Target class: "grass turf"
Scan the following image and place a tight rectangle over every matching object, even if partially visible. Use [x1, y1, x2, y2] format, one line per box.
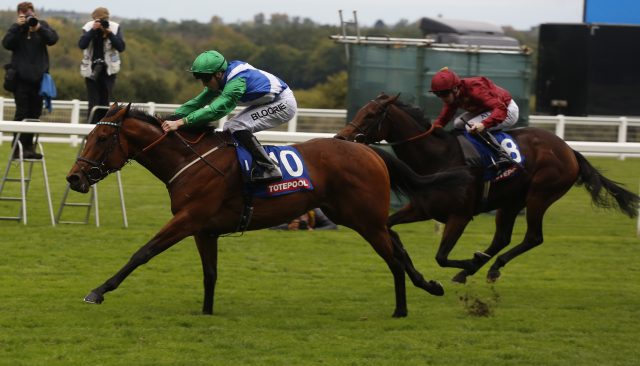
[0, 143, 638, 365]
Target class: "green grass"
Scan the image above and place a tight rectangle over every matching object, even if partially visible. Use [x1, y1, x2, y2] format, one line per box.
[0, 143, 639, 366]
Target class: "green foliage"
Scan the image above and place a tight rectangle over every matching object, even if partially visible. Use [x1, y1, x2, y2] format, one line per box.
[0, 10, 350, 106]
[0, 144, 639, 365]
[0, 9, 540, 109]
[296, 71, 348, 108]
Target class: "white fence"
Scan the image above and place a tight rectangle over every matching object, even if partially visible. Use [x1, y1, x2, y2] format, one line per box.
[1, 99, 638, 234]
[0, 97, 639, 157]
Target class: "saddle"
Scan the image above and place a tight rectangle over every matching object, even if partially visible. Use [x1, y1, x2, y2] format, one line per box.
[456, 131, 524, 182]
[233, 141, 315, 198]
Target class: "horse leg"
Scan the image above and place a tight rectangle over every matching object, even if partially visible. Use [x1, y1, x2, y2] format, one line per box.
[388, 228, 444, 296]
[452, 206, 521, 284]
[324, 204, 412, 317]
[486, 200, 549, 282]
[194, 231, 219, 315]
[342, 223, 407, 317]
[434, 215, 474, 270]
[84, 214, 193, 305]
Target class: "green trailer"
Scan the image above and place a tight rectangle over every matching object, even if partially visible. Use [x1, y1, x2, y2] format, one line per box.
[331, 35, 532, 127]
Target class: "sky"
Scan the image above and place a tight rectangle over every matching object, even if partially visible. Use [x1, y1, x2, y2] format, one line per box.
[0, 0, 585, 30]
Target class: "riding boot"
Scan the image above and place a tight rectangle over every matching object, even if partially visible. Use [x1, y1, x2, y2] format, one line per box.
[233, 130, 282, 183]
[482, 131, 509, 167]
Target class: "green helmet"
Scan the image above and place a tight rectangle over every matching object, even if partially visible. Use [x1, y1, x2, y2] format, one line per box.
[190, 50, 228, 74]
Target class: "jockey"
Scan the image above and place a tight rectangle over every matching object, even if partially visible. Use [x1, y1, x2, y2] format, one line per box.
[162, 50, 297, 183]
[430, 67, 519, 165]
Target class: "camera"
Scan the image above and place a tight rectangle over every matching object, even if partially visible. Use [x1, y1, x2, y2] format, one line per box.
[100, 19, 109, 29]
[26, 14, 38, 27]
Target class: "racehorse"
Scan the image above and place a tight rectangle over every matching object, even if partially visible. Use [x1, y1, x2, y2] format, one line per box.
[335, 93, 639, 283]
[66, 103, 472, 317]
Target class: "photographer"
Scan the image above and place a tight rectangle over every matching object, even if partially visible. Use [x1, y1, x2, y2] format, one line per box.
[78, 7, 125, 123]
[2, 2, 58, 159]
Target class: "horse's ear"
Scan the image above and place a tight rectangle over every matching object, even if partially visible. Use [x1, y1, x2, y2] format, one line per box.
[123, 102, 132, 116]
[390, 93, 401, 103]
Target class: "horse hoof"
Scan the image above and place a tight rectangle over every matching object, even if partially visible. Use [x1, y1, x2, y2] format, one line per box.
[84, 291, 104, 304]
[426, 280, 445, 296]
[452, 271, 468, 284]
[392, 309, 408, 318]
[487, 270, 501, 283]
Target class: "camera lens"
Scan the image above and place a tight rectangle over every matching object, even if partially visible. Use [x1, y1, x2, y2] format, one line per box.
[26, 15, 38, 27]
[100, 19, 109, 28]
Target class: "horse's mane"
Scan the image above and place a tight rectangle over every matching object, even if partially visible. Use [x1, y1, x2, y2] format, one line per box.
[105, 104, 163, 127]
[392, 99, 430, 129]
[382, 95, 449, 139]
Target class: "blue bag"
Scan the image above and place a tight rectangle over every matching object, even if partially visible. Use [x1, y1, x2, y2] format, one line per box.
[39, 73, 57, 112]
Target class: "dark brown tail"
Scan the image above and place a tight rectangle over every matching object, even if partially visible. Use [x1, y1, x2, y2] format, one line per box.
[574, 150, 639, 218]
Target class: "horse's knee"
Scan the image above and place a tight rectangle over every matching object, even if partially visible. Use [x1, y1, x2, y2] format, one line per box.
[435, 255, 448, 267]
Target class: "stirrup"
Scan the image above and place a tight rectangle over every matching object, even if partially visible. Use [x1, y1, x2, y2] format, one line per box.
[250, 165, 282, 183]
[490, 154, 511, 169]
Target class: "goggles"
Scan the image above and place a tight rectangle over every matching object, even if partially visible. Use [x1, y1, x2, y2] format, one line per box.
[432, 89, 453, 98]
[193, 73, 214, 82]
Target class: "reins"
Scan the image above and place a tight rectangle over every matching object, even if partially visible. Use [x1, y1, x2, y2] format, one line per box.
[171, 131, 226, 178]
[138, 117, 226, 180]
[364, 100, 438, 146]
[142, 130, 208, 153]
[379, 123, 438, 146]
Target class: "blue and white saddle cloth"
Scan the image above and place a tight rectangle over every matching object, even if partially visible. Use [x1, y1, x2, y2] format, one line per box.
[457, 131, 524, 182]
[234, 142, 314, 198]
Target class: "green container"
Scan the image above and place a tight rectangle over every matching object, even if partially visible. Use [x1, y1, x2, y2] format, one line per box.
[342, 38, 532, 127]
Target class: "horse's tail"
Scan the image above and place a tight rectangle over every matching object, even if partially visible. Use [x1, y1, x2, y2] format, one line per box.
[370, 146, 473, 198]
[574, 150, 639, 218]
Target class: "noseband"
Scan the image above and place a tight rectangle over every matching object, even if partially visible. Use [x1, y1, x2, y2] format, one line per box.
[76, 121, 125, 184]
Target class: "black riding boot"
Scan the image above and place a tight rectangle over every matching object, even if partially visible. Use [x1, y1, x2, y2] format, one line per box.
[481, 131, 509, 167]
[233, 130, 282, 183]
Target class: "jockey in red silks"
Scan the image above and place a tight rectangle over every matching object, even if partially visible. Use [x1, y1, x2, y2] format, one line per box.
[430, 67, 519, 165]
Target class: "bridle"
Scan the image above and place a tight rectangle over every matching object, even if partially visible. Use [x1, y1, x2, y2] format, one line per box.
[348, 99, 390, 143]
[77, 111, 226, 186]
[347, 98, 438, 146]
[76, 120, 127, 184]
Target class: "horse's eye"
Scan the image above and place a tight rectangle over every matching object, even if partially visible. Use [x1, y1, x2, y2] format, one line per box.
[97, 135, 108, 143]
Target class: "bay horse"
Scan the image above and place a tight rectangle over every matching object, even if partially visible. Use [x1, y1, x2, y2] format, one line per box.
[66, 103, 471, 317]
[335, 93, 639, 284]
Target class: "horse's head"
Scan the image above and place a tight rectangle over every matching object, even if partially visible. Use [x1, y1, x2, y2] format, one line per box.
[334, 93, 399, 144]
[66, 103, 133, 193]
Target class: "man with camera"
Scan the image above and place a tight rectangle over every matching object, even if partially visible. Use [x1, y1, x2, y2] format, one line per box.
[78, 7, 125, 123]
[2, 1, 58, 159]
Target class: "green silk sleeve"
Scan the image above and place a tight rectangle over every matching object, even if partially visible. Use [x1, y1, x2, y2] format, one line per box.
[174, 88, 217, 118]
[182, 77, 247, 127]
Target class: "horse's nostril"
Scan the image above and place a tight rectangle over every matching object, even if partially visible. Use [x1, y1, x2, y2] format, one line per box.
[67, 174, 80, 184]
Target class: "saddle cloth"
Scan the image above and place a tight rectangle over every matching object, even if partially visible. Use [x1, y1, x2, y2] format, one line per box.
[234, 142, 315, 198]
[456, 131, 524, 182]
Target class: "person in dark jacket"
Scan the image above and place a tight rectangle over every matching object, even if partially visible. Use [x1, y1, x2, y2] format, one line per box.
[2, 1, 58, 159]
[78, 7, 125, 123]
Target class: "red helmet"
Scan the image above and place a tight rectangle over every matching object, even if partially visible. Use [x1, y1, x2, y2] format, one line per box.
[430, 67, 461, 92]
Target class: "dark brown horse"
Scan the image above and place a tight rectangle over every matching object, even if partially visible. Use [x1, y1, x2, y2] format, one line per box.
[335, 93, 639, 283]
[66, 103, 471, 317]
